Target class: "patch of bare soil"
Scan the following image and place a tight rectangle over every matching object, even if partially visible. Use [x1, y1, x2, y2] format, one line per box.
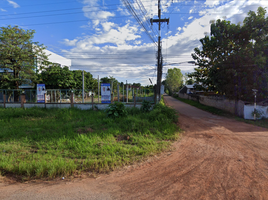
[1, 95, 268, 200]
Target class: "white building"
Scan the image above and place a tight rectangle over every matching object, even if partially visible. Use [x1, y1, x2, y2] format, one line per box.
[0, 49, 71, 88]
[43, 49, 71, 70]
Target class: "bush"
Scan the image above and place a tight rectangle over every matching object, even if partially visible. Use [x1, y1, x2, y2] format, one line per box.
[148, 103, 178, 123]
[140, 100, 152, 112]
[106, 102, 127, 118]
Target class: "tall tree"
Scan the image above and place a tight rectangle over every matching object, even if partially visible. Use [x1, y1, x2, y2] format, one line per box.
[0, 26, 48, 94]
[189, 7, 268, 101]
[165, 68, 183, 95]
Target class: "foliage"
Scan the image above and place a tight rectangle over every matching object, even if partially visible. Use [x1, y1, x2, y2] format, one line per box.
[71, 70, 97, 91]
[165, 68, 183, 95]
[189, 7, 268, 101]
[39, 65, 75, 89]
[0, 25, 48, 96]
[39, 67, 98, 90]
[251, 109, 264, 119]
[140, 100, 152, 112]
[106, 102, 127, 118]
[0, 106, 179, 180]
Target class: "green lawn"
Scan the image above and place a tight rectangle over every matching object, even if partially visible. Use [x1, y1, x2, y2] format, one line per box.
[0, 102, 179, 180]
[175, 96, 268, 129]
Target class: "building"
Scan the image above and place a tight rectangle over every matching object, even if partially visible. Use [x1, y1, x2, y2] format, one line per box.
[0, 49, 71, 89]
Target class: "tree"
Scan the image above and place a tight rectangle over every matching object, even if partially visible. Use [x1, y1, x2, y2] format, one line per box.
[165, 68, 183, 95]
[189, 7, 268, 101]
[0, 25, 48, 100]
[39, 65, 75, 89]
[72, 70, 97, 91]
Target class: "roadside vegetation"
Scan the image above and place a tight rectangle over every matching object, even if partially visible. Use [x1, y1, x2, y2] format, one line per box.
[0, 100, 179, 181]
[175, 96, 268, 129]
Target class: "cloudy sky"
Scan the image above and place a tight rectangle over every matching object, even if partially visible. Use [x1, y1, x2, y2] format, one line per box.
[0, 0, 268, 85]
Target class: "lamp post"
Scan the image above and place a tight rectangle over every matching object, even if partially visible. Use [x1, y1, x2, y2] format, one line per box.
[252, 89, 258, 120]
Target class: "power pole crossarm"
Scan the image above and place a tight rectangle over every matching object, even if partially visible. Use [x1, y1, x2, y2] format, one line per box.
[150, 18, 169, 25]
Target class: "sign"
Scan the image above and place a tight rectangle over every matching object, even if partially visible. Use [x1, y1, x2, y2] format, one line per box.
[37, 84, 46, 103]
[101, 83, 111, 103]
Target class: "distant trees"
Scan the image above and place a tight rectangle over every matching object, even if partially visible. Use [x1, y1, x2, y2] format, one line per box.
[39, 66, 97, 90]
[189, 7, 268, 101]
[165, 68, 183, 95]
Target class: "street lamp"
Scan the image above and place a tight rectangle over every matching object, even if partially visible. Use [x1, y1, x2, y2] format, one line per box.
[252, 89, 258, 120]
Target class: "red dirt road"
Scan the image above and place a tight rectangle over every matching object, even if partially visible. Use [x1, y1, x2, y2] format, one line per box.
[1, 95, 268, 200]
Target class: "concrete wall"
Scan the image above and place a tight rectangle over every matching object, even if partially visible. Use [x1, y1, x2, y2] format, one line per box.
[244, 105, 268, 119]
[199, 95, 245, 117]
[178, 93, 245, 117]
[0, 103, 142, 110]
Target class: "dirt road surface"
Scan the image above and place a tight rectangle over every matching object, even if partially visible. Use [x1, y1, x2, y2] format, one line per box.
[1, 95, 268, 200]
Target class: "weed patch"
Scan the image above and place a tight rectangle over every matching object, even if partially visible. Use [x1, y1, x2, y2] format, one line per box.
[0, 105, 179, 180]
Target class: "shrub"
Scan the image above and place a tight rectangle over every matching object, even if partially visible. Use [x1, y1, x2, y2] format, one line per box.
[106, 102, 127, 118]
[146, 103, 178, 123]
[140, 100, 152, 112]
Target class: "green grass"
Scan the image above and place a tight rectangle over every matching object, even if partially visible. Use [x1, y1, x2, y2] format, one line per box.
[0, 103, 179, 180]
[175, 96, 268, 129]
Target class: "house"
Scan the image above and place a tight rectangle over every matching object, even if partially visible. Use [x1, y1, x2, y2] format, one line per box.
[179, 84, 196, 94]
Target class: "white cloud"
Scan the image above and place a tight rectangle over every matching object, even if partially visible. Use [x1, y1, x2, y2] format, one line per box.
[0, 8, 7, 12]
[7, 0, 19, 8]
[101, 22, 116, 32]
[60, 0, 268, 85]
[62, 39, 78, 46]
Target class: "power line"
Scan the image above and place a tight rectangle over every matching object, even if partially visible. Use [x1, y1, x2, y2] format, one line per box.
[0, 7, 120, 21]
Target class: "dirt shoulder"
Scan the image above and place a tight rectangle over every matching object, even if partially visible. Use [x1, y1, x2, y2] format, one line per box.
[1, 95, 268, 200]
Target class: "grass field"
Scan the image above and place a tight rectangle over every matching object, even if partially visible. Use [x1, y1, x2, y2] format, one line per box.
[175, 96, 268, 129]
[0, 101, 179, 180]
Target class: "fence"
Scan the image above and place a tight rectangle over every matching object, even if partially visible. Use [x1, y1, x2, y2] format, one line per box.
[0, 86, 155, 107]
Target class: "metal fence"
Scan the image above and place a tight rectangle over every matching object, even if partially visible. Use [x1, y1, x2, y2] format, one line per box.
[0, 87, 155, 104]
[0, 89, 37, 103]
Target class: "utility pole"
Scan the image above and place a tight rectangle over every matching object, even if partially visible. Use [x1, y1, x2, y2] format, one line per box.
[150, 0, 169, 102]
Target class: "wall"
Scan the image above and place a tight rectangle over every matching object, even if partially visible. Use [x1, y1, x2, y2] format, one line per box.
[0, 103, 142, 110]
[244, 105, 268, 119]
[43, 49, 72, 69]
[178, 93, 245, 117]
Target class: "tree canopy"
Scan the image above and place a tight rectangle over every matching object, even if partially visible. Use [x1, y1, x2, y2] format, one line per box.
[189, 7, 268, 101]
[165, 68, 183, 95]
[39, 66, 97, 90]
[0, 25, 48, 90]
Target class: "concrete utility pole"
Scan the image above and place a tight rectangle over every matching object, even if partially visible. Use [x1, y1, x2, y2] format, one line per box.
[150, 0, 169, 102]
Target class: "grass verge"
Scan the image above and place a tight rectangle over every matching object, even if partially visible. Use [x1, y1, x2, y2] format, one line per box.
[174, 96, 268, 129]
[0, 103, 179, 181]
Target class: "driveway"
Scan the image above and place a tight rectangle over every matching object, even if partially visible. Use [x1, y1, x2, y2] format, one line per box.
[1, 95, 268, 200]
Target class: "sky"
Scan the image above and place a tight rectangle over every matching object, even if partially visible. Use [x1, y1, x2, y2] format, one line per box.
[0, 0, 268, 86]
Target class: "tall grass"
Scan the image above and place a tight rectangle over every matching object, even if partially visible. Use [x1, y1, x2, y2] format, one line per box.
[0, 104, 179, 180]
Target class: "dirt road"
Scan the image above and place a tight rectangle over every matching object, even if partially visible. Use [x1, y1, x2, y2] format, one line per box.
[1, 95, 268, 200]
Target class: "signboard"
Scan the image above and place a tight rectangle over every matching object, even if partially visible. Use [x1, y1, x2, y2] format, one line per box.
[101, 83, 111, 103]
[37, 84, 46, 103]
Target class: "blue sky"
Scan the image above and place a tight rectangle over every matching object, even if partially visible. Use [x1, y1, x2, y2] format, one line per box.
[1, 0, 268, 85]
